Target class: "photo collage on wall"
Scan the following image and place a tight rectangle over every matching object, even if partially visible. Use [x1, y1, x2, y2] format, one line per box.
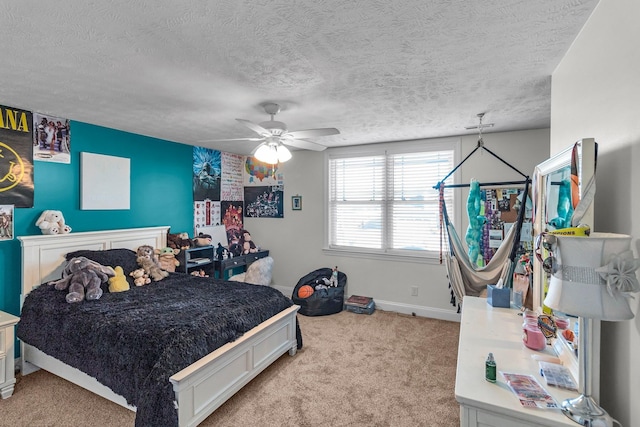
[478, 187, 532, 266]
[192, 147, 286, 249]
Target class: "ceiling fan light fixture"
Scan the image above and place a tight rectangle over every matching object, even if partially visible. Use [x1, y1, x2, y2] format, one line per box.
[276, 144, 292, 162]
[254, 141, 291, 164]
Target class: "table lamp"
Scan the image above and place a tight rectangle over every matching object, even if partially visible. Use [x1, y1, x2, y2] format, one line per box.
[542, 232, 640, 426]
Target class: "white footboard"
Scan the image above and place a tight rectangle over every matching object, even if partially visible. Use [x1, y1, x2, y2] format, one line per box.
[170, 305, 299, 427]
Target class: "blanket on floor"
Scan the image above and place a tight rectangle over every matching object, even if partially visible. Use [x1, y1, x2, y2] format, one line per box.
[17, 274, 301, 427]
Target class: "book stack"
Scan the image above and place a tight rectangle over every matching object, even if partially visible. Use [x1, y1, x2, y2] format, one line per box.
[344, 295, 375, 315]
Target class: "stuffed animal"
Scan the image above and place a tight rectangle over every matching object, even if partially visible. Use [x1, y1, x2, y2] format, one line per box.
[130, 268, 151, 286]
[35, 209, 72, 235]
[190, 269, 209, 277]
[155, 247, 180, 272]
[136, 245, 169, 281]
[167, 231, 192, 250]
[239, 229, 258, 255]
[108, 266, 130, 292]
[193, 232, 212, 247]
[50, 256, 115, 303]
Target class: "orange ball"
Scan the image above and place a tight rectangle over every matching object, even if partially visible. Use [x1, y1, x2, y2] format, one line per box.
[297, 285, 314, 299]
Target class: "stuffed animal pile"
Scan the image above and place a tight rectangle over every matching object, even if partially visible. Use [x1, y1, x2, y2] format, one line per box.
[167, 231, 192, 251]
[50, 256, 115, 303]
[136, 245, 169, 281]
[35, 210, 72, 235]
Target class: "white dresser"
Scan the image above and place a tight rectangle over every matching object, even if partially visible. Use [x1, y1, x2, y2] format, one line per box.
[455, 297, 578, 427]
[0, 310, 20, 399]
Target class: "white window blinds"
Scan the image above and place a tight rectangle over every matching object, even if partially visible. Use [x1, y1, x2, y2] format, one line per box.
[328, 143, 456, 257]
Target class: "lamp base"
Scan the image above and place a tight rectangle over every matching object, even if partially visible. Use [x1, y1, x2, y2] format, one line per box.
[561, 394, 615, 427]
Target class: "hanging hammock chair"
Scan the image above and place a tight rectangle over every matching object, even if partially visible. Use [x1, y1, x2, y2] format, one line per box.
[434, 120, 531, 308]
[440, 190, 526, 304]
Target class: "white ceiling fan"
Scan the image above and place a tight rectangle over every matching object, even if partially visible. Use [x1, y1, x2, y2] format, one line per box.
[214, 103, 340, 163]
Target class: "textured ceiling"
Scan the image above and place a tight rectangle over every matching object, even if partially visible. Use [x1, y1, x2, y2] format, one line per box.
[0, 0, 598, 155]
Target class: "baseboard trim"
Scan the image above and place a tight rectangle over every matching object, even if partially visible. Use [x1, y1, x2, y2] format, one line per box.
[272, 285, 461, 323]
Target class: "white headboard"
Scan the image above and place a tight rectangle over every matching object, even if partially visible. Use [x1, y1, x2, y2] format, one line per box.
[18, 226, 169, 302]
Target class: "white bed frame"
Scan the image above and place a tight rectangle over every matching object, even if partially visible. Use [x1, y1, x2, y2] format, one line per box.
[18, 226, 299, 427]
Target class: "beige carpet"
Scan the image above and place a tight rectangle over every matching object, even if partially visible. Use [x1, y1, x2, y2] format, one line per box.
[0, 310, 460, 427]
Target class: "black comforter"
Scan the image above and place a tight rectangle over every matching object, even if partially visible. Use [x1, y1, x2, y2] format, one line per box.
[17, 273, 301, 427]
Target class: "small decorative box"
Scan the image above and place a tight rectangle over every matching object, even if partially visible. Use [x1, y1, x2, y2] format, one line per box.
[487, 285, 510, 308]
[344, 295, 375, 315]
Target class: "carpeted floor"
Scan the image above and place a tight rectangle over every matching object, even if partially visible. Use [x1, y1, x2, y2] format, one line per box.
[0, 309, 460, 427]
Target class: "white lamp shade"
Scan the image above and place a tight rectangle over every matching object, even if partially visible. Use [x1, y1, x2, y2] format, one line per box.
[276, 144, 292, 161]
[544, 233, 640, 321]
[254, 142, 292, 164]
[254, 143, 279, 164]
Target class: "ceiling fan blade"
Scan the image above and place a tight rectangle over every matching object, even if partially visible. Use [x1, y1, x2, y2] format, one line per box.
[285, 128, 340, 139]
[281, 138, 327, 152]
[236, 118, 271, 137]
[198, 137, 265, 143]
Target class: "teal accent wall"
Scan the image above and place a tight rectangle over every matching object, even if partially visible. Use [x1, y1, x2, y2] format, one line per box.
[0, 121, 194, 317]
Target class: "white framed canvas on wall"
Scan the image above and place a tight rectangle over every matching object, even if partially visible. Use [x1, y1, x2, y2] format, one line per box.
[80, 152, 130, 210]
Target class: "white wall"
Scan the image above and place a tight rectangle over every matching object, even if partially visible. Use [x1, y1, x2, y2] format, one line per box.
[246, 128, 548, 321]
[551, 0, 640, 424]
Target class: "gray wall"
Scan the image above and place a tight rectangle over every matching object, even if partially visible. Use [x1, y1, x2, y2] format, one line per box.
[246, 128, 549, 320]
[551, 0, 640, 424]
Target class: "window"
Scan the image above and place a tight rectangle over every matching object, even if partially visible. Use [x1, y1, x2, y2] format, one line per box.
[326, 138, 458, 259]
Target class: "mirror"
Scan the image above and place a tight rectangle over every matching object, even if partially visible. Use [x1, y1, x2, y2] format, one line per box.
[532, 138, 598, 397]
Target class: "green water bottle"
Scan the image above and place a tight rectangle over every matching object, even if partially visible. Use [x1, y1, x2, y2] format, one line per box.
[485, 352, 496, 383]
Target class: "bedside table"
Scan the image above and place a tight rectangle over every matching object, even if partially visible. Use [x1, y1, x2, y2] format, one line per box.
[0, 311, 20, 399]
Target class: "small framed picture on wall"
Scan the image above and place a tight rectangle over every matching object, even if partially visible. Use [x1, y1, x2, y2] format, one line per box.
[0, 205, 14, 240]
[292, 195, 302, 211]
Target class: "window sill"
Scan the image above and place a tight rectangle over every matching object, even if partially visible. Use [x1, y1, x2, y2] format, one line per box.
[322, 247, 443, 265]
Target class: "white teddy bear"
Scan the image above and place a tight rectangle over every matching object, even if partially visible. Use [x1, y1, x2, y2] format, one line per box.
[35, 210, 72, 235]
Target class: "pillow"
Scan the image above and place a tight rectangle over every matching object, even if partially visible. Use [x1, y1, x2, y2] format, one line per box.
[65, 248, 139, 288]
[244, 256, 274, 286]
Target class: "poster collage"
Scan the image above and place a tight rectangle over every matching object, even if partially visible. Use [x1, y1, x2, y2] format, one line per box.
[477, 187, 533, 266]
[192, 146, 286, 246]
[1, 104, 72, 240]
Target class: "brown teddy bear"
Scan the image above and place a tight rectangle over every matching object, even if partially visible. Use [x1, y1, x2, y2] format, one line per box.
[167, 231, 192, 251]
[136, 245, 169, 281]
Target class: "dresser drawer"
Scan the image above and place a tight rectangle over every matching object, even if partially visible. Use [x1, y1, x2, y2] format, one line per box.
[245, 251, 268, 263]
[220, 257, 246, 270]
[0, 329, 5, 355]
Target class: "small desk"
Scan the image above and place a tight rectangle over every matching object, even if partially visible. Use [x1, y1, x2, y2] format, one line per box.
[213, 250, 269, 280]
[455, 297, 578, 427]
[0, 311, 20, 399]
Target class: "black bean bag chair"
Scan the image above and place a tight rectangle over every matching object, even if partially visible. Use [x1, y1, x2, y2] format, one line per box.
[292, 268, 347, 316]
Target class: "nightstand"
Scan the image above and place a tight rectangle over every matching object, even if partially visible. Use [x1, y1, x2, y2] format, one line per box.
[0, 311, 20, 399]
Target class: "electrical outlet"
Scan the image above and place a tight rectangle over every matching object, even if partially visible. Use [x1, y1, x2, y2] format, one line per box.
[411, 286, 418, 296]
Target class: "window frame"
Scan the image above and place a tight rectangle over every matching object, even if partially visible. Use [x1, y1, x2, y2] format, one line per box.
[323, 137, 461, 263]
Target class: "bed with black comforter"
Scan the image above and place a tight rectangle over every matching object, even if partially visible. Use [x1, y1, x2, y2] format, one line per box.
[18, 272, 301, 427]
